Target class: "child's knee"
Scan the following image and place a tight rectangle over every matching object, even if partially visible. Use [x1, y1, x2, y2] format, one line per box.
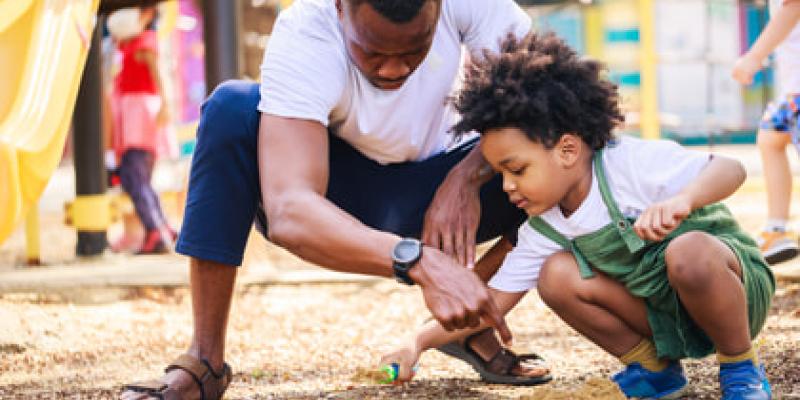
[537, 252, 581, 306]
[757, 129, 791, 151]
[665, 231, 718, 289]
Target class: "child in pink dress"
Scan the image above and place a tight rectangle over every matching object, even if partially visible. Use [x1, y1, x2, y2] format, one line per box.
[110, 5, 177, 254]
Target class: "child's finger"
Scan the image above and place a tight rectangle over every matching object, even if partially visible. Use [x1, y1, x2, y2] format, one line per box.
[660, 206, 677, 229]
[636, 209, 659, 241]
[649, 209, 672, 240]
[634, 210, 650, 239]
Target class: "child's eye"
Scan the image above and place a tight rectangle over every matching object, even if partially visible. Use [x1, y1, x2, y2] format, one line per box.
[510, 166, 526, 176]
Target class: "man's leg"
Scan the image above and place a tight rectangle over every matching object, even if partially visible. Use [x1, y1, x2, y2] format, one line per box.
[123, 81, 263, 400]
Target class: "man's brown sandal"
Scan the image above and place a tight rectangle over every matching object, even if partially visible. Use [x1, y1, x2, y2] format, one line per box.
[123, 354, 232, 400]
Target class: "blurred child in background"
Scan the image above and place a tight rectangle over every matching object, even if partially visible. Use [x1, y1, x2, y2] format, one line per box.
[107, 5, 177, 254]
[733, 0, 800, 264]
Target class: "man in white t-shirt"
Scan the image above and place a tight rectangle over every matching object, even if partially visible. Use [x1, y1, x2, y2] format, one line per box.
[733, 0, 800, 264]
[122, 1, 545, 398]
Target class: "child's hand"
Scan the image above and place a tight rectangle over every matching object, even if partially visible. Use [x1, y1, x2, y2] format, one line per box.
[634, 194, 692, 242]
[379, 343, 421, 383]
[732, 55, 762, 85]
[156, 104, 170, 127]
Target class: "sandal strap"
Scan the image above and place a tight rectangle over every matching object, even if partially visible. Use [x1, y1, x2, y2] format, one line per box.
[124, 379, 168, 395]
[163, 354, 233, 400]
[165, 354, 233, 400]
[123, 355, 232, 400]
[486, 348, 518, 376]
[123, 379, 178, 400]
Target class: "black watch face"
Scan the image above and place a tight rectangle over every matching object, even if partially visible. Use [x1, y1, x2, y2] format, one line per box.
[394, 239, 421, 265]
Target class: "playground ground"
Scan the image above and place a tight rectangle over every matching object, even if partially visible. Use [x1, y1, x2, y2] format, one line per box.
[1, 144, 799, 399]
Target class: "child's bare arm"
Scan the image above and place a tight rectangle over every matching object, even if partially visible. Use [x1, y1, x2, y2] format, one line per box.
[733, 1, 800, 84]
[138, 48, 169, 125]
[635, 155, 745, 241]
[380, 289, 527, 382]
[679, 154, 746, 210]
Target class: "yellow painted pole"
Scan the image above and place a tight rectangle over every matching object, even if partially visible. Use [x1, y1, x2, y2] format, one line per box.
[584, 4, 604, 60]
[25, 206, 41, 266]
[638, 0, 660, 139]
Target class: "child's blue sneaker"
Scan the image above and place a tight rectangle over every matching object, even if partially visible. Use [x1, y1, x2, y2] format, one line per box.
[612, 361, 689, 399]
[719, 360, 771, 400]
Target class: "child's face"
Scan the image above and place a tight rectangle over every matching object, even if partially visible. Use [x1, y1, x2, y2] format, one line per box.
[139, 7, 156, 30]
[481, 127, 580, 216]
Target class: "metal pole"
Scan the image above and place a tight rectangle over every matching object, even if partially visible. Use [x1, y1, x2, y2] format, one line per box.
[25, 206, 41, 266]
[73, 15, 109, 256]
[202, 0, 242, 93]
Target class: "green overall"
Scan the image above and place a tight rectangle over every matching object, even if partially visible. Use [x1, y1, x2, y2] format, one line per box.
[528, 151, 776, 359]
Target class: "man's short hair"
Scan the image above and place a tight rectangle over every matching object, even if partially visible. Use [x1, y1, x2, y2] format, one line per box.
[347, 0, 435, 24]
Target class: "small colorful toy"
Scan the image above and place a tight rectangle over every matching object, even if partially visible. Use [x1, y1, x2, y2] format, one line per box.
[377, 363, 400, 384]
[376, 363, 420, 384]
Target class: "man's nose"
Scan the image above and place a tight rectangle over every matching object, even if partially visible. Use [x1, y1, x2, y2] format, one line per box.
[377, 57, 411, 81]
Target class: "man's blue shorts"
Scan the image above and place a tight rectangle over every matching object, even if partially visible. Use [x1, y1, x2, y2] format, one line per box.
[175, 81, 526, 266]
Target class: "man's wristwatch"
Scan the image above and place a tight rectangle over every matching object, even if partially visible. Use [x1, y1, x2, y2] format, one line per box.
[392, 238, 423, 285]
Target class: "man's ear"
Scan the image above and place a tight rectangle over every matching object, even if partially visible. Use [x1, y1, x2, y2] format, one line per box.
[555, 133, 582, 168]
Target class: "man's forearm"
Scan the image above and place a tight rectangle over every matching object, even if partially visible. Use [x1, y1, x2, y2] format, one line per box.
[266, 189, 401, 277]
[450, 143, 495, 189]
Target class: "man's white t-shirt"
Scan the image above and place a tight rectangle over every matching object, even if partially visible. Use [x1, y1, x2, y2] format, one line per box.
[258, 0, 531, 164]
[488, 136, 712, 293]
[770, 0, 800, 96]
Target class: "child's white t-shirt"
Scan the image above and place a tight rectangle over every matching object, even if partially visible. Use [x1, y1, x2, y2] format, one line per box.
[770, 0, 800, 96]
[258, 0, 531, 165]
[488, 136, 712, 293]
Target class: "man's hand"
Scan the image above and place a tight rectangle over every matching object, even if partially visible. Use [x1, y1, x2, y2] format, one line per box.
[409, 247, 513, 345]
[422, 169, 482, 267]
[732, 55, 762, 86]
[633, 194, 692, 242]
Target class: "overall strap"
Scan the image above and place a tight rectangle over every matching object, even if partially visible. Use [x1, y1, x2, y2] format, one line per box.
[594, 150, 646, 253]
[527, 217, 594, 279]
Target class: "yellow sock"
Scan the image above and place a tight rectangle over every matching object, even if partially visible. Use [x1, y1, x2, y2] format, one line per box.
[718, 347, 759, 367]
[620, 339, 669, 372]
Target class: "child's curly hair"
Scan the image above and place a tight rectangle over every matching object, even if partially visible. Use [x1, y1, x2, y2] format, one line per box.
[451, 32, 624, 150]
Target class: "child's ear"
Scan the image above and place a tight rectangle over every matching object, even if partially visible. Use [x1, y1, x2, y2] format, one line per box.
[555, 133, 582, 168]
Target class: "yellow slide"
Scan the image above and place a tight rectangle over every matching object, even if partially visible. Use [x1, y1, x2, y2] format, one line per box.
[0, 0, 99, 244]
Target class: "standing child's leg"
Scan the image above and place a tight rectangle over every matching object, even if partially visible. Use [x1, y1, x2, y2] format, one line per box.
[119, 149, 168, 254]
[664, 231, 770, 399]
[757, 128, 798, 264]
[537, 252, 688, 399]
